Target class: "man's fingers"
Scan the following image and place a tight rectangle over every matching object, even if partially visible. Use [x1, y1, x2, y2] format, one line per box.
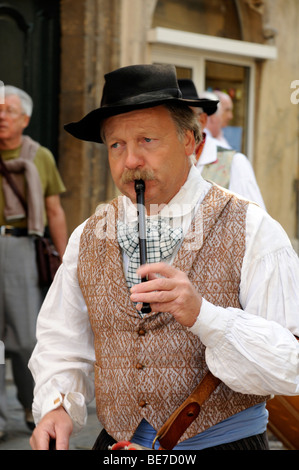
[131, 286, 174, 304]
[30, 426, 56, 450]
[136, 262, 178, 280]
[29, 407, 73, 450]
[130, 261, 202, 327]
[55, 430, 70, 450]
[131, 262, 180, 294]
[132, 276, 174, 294]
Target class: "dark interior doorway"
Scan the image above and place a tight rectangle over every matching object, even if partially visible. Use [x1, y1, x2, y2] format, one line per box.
[0, 0, 60, 158]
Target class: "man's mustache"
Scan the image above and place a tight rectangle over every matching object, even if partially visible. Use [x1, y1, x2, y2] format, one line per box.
[121, 169, 155, 184]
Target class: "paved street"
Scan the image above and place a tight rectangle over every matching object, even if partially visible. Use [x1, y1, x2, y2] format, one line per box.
[0, 367, 101, 450]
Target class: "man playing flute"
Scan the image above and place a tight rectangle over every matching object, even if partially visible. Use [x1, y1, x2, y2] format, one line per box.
[29, 64, 299, 450]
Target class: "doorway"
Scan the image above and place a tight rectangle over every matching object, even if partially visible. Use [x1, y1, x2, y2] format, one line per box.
[0, 1, 60, 158]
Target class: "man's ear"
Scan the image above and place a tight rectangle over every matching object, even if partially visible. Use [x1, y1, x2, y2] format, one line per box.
[198, 112, 208, 129]
[184, 129, 196, 156]
[21, 114, 30, 131]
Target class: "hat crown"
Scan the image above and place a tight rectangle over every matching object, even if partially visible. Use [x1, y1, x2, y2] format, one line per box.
[101, 64, 182, 107]
[178, 79, 199, 101]
[64, 63, 218, 143]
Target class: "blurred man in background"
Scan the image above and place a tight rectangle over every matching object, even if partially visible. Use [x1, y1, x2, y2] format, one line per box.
[0, 86, 67, 441]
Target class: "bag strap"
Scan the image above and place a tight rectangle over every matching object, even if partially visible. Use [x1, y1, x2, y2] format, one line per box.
[0, 154, 28, 212]
[153, 371, 221, 450]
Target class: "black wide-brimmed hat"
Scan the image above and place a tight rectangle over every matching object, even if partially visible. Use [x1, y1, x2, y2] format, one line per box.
[64, 64, 218, 143]
[178, 79, 218, 116]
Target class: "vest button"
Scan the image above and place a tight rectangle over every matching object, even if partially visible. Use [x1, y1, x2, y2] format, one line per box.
[138, 328, 146, 336]
[136, 363, 144, 370]
[139, 400, 147, 408]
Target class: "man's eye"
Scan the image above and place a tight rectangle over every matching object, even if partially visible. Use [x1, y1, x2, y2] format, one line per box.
[111, 142, 119, 149]
[144, 137, 152, 143]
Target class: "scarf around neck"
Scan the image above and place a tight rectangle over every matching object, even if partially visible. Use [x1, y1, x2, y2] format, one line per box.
[0, 135, 44, 236]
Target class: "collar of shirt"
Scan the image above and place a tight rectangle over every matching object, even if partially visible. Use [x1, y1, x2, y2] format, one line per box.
[196, 134, 218, 171]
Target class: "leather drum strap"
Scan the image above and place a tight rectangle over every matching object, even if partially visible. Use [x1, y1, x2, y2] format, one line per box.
[153, 371, 221, 450]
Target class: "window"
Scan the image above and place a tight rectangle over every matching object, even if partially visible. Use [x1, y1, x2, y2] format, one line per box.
[205, 60, 250, 154]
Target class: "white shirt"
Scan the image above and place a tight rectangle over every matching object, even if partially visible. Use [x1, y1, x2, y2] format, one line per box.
[205, 128, 232, 149]
[197, 134, 266, 210]
[28, 166, 299, 433]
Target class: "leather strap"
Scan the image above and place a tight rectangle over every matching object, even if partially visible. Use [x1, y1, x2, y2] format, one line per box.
[153, 371, 221, 450]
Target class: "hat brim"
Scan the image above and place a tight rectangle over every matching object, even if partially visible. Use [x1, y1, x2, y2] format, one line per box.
[64, 97, 218, 143]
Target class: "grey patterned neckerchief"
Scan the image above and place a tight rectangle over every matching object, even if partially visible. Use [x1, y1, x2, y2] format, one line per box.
[117, 217, 183, 289]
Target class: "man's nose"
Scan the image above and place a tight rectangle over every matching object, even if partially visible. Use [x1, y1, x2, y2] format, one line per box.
[125, 143, 144, 168]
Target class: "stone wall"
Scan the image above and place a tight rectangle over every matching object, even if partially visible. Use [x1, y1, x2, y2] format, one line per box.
[254, 0, 299, 245]
[59, 0, 121, 233]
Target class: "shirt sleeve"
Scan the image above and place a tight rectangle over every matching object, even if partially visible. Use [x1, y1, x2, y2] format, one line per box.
[229, 153, 266, 210]
[28, 221, 95, 433]
[189, 204, 299, 396]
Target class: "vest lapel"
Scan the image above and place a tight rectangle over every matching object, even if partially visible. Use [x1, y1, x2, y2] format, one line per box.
[173, 184, 233, 276]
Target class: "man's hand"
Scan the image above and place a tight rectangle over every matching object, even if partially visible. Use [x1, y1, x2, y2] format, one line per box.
[30, 407, 73, 450]
[130, 262, 202, 327]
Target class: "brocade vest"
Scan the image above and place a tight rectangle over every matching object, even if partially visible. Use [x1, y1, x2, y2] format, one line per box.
[77, 184, 267, 443]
